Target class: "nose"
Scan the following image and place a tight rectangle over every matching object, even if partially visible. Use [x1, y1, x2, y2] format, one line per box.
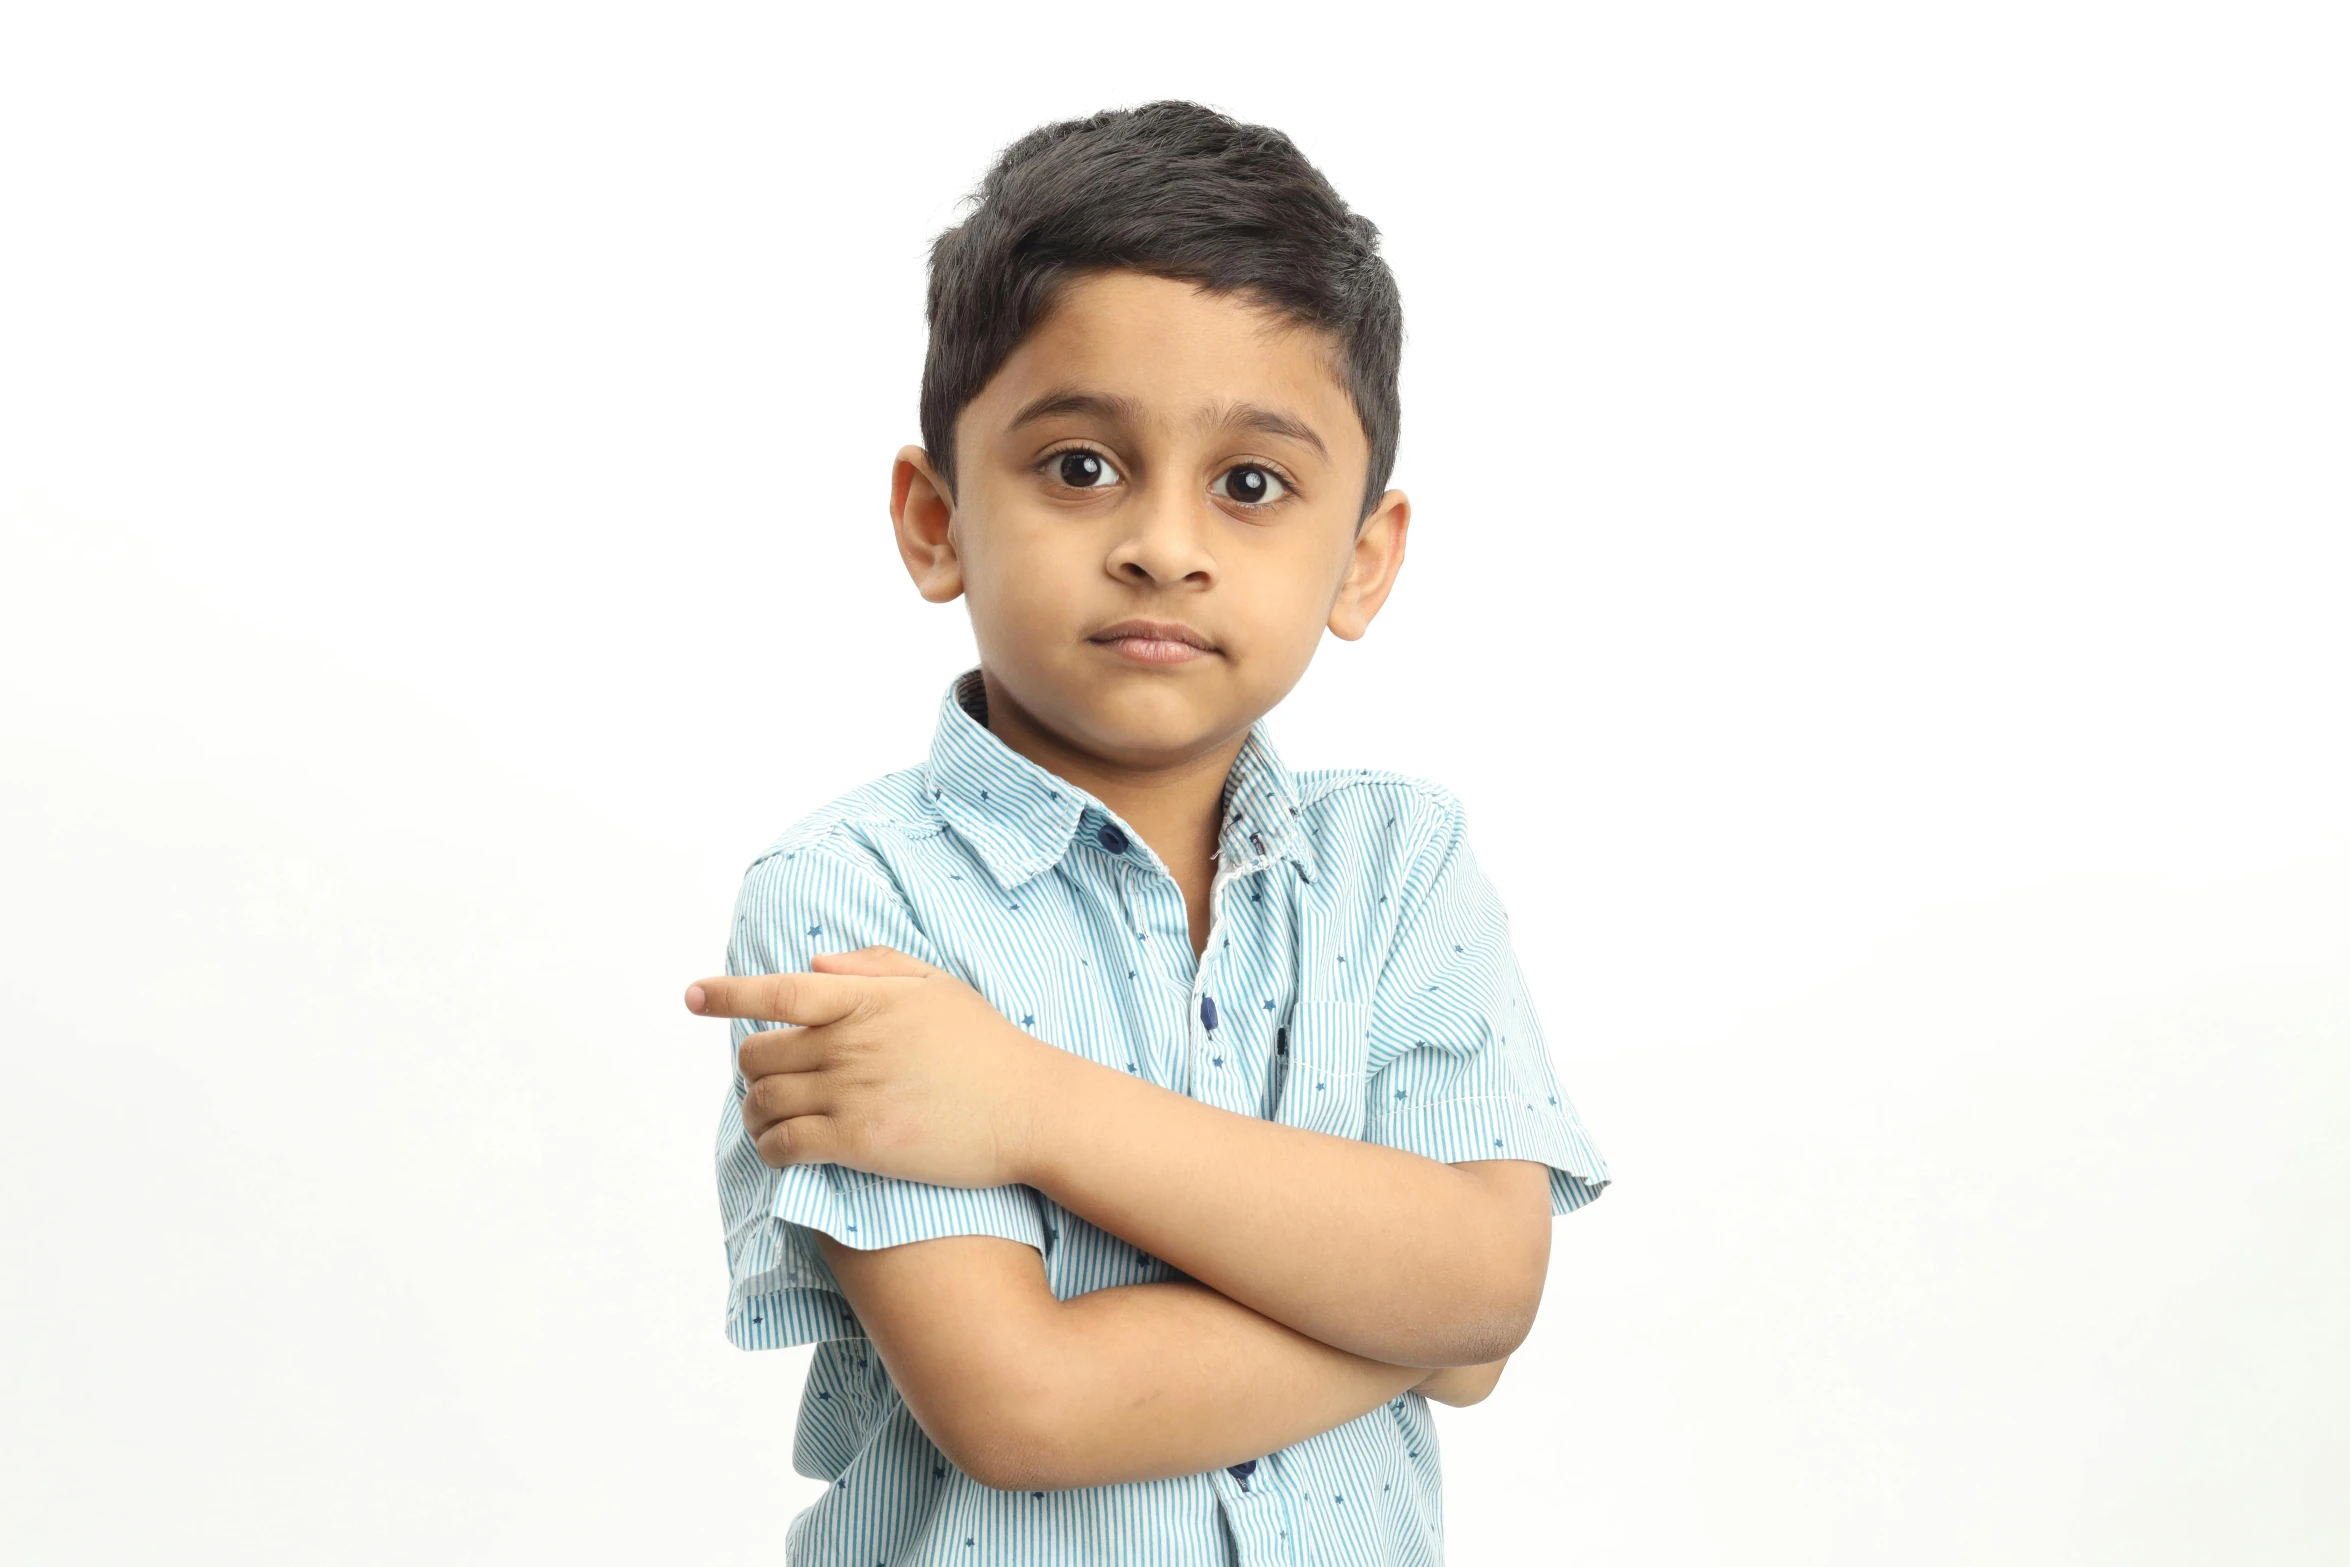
[1103, 483, 1217, 589]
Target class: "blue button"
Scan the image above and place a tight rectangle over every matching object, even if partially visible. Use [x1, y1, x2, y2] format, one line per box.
[1201, 995, 1218, 1031]
[1097, 824, 1129, 854]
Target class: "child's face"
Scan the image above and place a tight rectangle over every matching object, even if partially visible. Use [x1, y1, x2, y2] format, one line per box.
[892, 269, 1408, 768]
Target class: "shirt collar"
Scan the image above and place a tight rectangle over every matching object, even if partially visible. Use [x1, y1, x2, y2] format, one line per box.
[922, 667, 1319, 893]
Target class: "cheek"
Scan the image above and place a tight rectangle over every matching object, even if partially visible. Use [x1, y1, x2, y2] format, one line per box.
[962, 523, 1086, 632]
[1227, 565, 1339, 668]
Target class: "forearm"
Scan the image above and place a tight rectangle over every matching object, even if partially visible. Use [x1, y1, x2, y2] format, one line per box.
[1009, 1278, 1430, 1489]
[811, 1230, 1503, 1494]
[1017, 1050, 1547, 1366]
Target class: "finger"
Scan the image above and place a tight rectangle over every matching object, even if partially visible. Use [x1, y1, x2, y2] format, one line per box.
[686, 970, 871, 1025]
[742, 1069, 828, 1137]
[754, 1113, 844, 1169]
[738, 1024, 825, 1080]
[809, 945, 945, 980]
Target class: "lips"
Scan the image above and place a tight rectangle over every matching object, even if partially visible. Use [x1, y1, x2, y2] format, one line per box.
[1088, 618, 1218, 665]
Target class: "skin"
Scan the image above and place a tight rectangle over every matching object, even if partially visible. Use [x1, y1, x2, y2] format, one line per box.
[899, 268, 1407, 955]
[686, 272, 1542, 1490]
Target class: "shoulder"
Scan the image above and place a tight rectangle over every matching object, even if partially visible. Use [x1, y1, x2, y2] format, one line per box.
[727, 767, 961, 964]
[1289, 767, 1479, 902]
[1292, 766, 1467, 855]
[737, 765, 944, 895]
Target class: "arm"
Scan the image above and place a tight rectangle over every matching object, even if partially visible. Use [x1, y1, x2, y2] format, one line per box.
[706, 958, 1553, 1369]
[1410, 1356, 1508, 1407]
[998, 791, 1592, 1368]
[700, 801, 1597, 1371]
[1016, 1062, 1554, 1368]
[813, 1229, 1445, 1492]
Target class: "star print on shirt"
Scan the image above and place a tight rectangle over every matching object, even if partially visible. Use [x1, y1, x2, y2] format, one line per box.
[715, 667, 1614, 1562]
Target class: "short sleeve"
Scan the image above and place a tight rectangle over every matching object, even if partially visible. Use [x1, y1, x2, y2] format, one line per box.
[1362, 791, 1612, 1217]
[716, 836, 1048, 1350]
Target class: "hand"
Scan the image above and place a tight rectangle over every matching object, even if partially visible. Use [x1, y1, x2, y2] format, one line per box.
[685, 947, 1062, 1190]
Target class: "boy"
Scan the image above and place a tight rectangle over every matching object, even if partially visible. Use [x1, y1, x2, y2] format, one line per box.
[684, 101, 1610, 1564]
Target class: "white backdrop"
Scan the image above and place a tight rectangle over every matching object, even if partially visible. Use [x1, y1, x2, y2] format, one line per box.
[4, 4, 2345, 1562]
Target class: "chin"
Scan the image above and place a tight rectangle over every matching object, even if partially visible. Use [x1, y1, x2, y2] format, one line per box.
[1064, 680, 1228, 753]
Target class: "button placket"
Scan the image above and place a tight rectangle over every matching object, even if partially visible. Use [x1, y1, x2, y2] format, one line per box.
[1186, 840, 1256, 1102]
[1112, 843, 1192, 1090]
[1101, 852, 1157, 1083]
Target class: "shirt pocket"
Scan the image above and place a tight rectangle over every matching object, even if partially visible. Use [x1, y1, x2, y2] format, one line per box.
[1274, 1000, 1371, 1139]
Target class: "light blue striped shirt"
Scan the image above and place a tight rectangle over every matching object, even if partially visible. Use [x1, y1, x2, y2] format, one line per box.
[717, 668, 1611, 1565]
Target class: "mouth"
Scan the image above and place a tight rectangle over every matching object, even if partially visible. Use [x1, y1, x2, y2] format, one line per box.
[1087, 618, 1219, 665]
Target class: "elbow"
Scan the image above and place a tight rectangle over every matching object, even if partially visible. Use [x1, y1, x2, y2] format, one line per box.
[1436, 1231, 1547, 1366]
[1489, 1295, 1540, 1362]
[939, 1427, 1083, 1496]
[938, 1433, 1052, 1495]
[1387, 1297, 1532, 1371]
[1390, 1274, 1539, 1369]
[919, 1360, 1075, 1494]
[1442, 1176, 1550, 1365]
[1445, 1291, 1537, 1368]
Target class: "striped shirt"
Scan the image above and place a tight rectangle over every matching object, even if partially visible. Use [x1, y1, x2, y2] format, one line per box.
[716, 667, 1611, 1565]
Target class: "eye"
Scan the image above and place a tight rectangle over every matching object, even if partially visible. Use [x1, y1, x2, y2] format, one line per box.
[1211, 464, 1289, 506]
[1048, 449, 1122, 490]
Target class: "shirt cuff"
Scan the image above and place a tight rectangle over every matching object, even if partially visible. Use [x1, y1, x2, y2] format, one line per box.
[776, 1166, 1049, 1253]
[724, 1168, 1048, 1351]
[1365, 1093, 1613, 1216]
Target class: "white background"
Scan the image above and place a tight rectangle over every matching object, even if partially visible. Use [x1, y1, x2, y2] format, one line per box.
[3, 3, 2344, 1562]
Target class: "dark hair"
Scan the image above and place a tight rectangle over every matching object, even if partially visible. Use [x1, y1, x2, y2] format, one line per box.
[920, 100, 1403, 519]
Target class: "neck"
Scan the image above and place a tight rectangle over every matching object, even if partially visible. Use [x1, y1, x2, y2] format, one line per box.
[976, 667, 1246, 876]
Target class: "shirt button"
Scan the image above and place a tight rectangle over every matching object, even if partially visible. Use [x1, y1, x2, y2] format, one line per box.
[1097, 824, 1130, 854]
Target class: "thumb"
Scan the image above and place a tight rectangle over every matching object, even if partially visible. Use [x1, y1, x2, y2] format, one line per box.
[810, 944, 946, 980]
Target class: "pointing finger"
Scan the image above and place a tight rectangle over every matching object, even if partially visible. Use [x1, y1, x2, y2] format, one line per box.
[686, 970, 871, 1026]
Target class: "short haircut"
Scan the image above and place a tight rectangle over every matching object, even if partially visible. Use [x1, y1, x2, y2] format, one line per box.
[920, 100, 1404, 520]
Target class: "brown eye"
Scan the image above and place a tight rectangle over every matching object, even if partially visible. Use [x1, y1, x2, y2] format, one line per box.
[1053, 451, 1120, 488]
[1212, 464, 1287, 505]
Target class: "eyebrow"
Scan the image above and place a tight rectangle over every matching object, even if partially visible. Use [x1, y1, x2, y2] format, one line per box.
[1007, 389, 1148, 432]
[1212, 400, 1329, 462]
[1006, 388, 1330, 463]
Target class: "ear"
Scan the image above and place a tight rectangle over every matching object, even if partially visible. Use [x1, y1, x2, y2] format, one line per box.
[1327, 489, 1410, 640]
[892, 445, 965, 603]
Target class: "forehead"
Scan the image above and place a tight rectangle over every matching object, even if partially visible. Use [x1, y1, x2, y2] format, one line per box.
[971, 271, 1361, 451]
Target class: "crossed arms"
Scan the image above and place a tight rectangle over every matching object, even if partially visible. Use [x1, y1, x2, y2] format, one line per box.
[693, 945, 1553, 1492]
